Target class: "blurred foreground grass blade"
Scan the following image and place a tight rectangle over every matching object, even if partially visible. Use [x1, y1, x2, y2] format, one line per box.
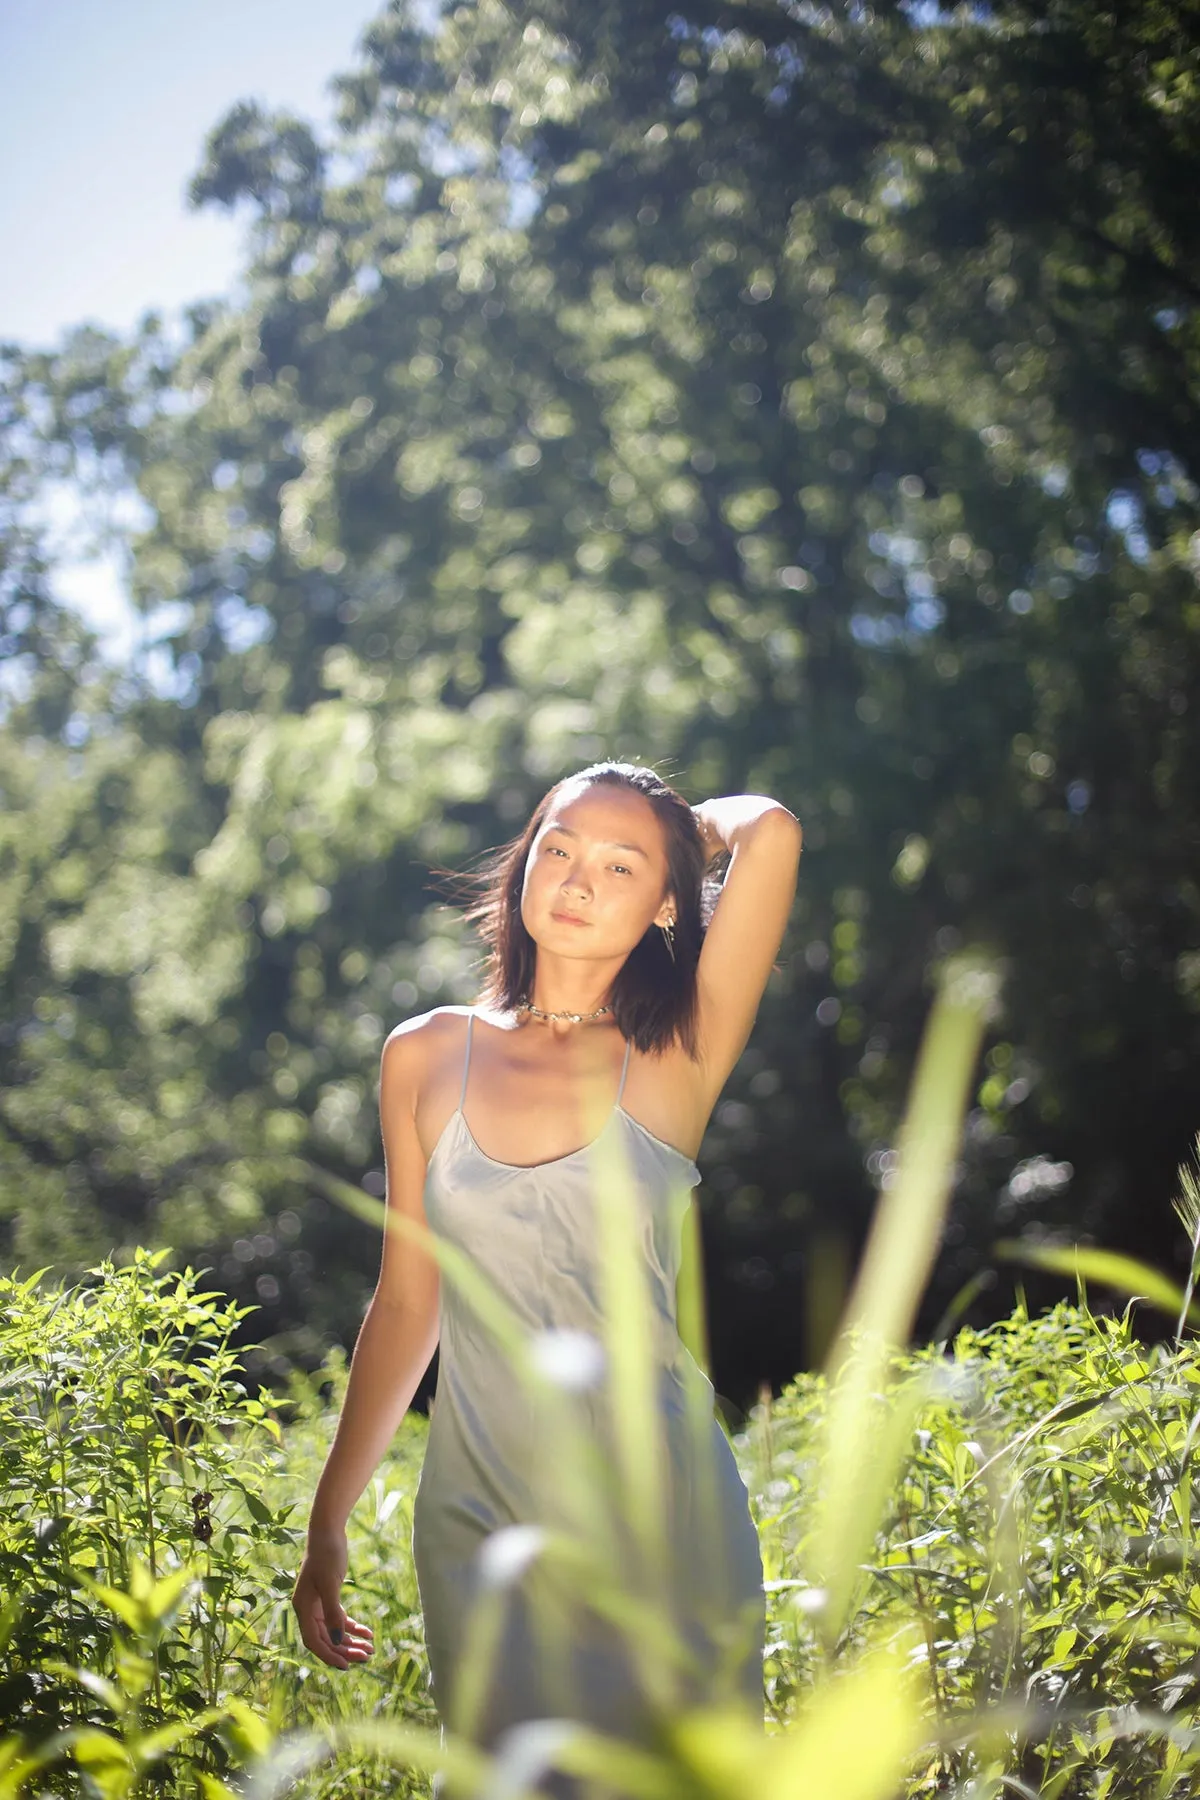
[546, 1725, 686, 1800]
[440, 1527, 690, 1750]
[811, 1364, 937, 1642]
[764, 1628, 929, 1800]
[812, 950, 1001, 1650]
[312, 1161, 693, 1740]
[675, 1185, 711, 1378]
[323, 1708, 698, 1800]
[668, 1629, 928, 1799]
[831, 952, 1003, 1359]
[0, 1740, 58, 1800]
[240, 1720, 491, 1800]
[993, 1239, 1199, 1326]
[585, 1124, 719, 1719]
[673, 1178, 732, 1671]
[309, 1165, 531, 1362]
[591, 1125, 669, 1595]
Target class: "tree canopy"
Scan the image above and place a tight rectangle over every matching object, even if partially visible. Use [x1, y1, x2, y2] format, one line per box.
[2, 0, 1198, 1397]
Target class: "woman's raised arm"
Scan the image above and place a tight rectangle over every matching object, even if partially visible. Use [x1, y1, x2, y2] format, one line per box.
[690, 795, 802, 1098]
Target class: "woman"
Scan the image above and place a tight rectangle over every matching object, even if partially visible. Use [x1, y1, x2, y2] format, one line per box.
[292, 761, 802, 1785]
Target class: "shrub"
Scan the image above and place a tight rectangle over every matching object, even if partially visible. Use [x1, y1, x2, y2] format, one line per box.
[753, 1295, 1200, 1796]
[0, 1250, 435, 1799]
[12, 1217, 1200, 1792]
[0, 1249, 294, 1792]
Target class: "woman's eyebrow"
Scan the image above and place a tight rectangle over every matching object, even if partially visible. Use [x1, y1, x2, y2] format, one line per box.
[545, 824, 649, 859]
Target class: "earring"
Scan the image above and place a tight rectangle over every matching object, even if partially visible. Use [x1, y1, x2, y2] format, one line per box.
[660, 917, 676, 962]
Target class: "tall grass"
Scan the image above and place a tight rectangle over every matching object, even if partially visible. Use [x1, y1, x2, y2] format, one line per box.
[308, 950, 1000, 1797]
[754, 1283, 1200, 1797]
[6, 970, 1200, 1796]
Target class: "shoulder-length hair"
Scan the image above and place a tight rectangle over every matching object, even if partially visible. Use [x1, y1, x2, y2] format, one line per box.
[456, 761, 720, 1059]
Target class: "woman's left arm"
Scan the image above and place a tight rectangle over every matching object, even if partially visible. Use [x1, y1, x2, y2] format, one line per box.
[690, 794, 803, 1096]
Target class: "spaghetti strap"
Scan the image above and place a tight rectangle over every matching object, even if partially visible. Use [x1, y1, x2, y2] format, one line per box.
[458, 1011, 475, 1112]
[616, 1035, 632, 1106]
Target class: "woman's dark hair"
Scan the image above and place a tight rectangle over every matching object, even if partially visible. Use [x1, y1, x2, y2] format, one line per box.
[456, 762, 721, 1059]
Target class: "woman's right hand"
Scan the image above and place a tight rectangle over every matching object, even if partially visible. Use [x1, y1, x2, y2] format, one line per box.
[291, 1524, 375, 1670]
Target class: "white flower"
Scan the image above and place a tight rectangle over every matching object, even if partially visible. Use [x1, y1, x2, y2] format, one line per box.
[792, 1586, 828, 1614]
[529, 1328, 606, 1392]
[477, 1524, 547, 1591]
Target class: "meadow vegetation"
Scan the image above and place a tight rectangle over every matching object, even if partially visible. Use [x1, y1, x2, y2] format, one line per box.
[9, 1256, 1200, 1797]
[6, 1056, 1200, 1798]
[3, 0, 1199, 1392]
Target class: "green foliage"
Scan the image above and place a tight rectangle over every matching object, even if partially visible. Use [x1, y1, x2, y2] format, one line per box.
[2, 0, 1200, 1387]
[12, 1267, 1200, 1794]
[0, 1250, 434, 1798]
[754, 1297, 1200, 1795]
[0, 977, 1193, 1799]
[0, 1251, 289, 1791]
[0, 1559, 273, 1800]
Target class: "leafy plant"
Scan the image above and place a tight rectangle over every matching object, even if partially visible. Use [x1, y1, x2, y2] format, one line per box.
[755, 1294, 1200, 1794]
[6, 984, 1200, 1797]
[0, 1249, 288, 1790]
[0, 1249, 438, 1798]
[4, 0, 1200, 1392]
[1, 1559, 273, 1800]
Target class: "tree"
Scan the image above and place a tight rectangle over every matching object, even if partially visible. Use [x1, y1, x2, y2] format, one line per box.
[2, 0, 1197, 1397]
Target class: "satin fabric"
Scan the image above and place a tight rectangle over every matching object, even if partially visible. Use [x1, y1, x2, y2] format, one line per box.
[410, 1012, 764, 1792]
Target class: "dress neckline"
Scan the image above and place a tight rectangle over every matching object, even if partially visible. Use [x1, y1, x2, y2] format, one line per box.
[430, 1009, 700, 1177]
[429, 1102, 699, 1176]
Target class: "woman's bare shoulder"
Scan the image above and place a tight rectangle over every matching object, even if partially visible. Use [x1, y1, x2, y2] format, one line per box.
[382, 1004, 473, 1082]
[384, 1003, 473, 1048]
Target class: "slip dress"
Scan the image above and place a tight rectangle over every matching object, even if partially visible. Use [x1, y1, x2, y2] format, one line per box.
[410, 1011, 765, 1795]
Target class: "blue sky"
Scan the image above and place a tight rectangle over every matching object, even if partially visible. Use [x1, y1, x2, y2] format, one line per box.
[1, 0, 384, 660]
[1, 0, 384, 347]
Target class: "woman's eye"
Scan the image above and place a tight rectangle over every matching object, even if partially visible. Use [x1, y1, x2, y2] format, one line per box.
[611, 865, 631, 876]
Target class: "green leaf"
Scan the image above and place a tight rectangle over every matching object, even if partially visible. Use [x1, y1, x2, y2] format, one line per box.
[994, 1242, 1196, 1323]
[63, 1727, 131, 1769]
[239, 1487, 274, 1527]
[40, 1659, 124, 1715]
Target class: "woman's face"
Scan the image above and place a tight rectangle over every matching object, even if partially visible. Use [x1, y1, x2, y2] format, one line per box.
[520, 782, 675, 962]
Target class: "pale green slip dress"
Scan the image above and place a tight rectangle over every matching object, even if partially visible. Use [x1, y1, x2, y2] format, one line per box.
[411, 1010, 764, 1792]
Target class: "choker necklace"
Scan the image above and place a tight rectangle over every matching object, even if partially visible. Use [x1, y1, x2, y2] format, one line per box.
[517, 1000, 612, 1025]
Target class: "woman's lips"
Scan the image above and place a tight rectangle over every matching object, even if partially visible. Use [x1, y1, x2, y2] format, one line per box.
[551, 911, 588, 926]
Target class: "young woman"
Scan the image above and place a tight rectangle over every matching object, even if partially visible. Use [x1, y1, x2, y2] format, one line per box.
[291, 761, 802, 1779]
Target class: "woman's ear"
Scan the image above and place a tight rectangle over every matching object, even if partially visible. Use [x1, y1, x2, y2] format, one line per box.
[653, 894, 677, 929]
